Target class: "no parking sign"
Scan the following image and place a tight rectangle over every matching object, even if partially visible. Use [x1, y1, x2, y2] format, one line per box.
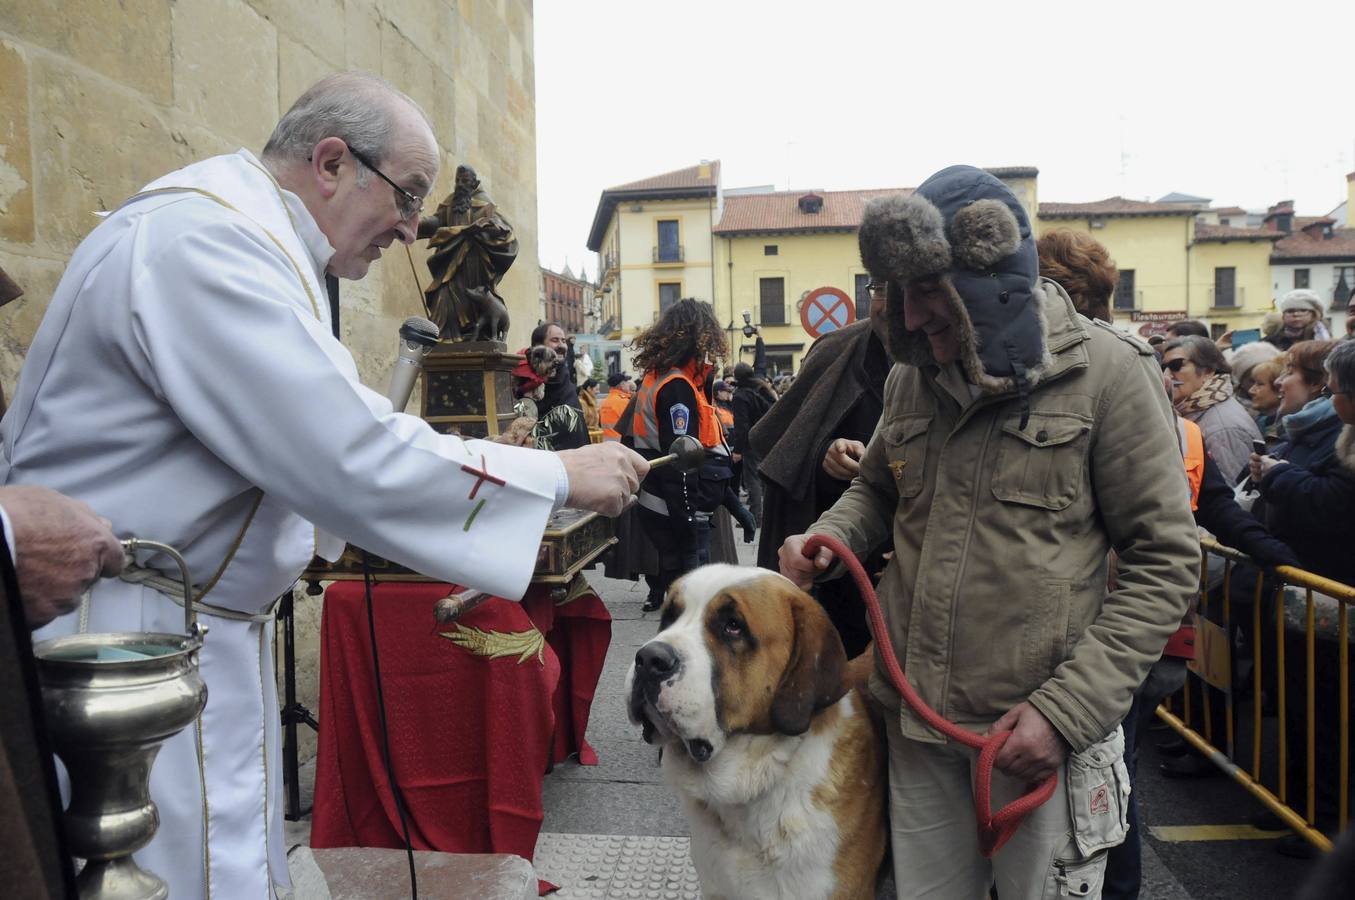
[799, 286, 855, 338]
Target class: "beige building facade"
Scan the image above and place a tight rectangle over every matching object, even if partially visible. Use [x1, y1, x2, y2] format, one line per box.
[586, 162, 720, 370]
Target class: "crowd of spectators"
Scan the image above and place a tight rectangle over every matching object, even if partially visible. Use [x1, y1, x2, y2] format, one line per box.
[1034, 230, 1355, 877]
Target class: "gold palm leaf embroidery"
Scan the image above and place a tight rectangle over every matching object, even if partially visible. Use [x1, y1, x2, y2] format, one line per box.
[438, 624, 545, 666]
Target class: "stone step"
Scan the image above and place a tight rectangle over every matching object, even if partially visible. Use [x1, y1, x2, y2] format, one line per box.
[291, 847, 536, 900]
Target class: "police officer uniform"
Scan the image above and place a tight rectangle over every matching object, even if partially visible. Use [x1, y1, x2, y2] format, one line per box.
[619, 361, 731, 611]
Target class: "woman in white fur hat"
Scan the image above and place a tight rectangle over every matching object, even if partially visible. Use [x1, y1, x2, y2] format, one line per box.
[1264, 288, 1331, 350]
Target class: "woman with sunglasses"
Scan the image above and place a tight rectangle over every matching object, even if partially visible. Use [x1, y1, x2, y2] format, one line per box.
[1160, 335, 1263, 485]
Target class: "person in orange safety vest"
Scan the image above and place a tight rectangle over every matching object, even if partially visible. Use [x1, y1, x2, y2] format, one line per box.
[616, 298, 732, 611]
[712, 380, 735, 436]
[599, 372, 635, 441]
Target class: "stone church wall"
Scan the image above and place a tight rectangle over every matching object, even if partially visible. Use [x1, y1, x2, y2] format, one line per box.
[0, 0, 538, 762]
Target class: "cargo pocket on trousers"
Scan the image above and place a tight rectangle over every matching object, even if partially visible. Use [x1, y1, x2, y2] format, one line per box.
[1065, 726, 1131, 857]
[1044, 854, 1106, 899]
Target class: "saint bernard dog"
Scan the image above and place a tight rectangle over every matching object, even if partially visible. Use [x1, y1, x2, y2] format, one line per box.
[626, 564, 887, 900]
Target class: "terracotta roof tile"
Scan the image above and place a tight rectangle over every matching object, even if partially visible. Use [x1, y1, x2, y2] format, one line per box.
[1271, 227, 1355, 261]
[606, 162, 720, 193]
[714, 188, 912, 235]
[1039, 197, 1198, 218]
[1193, 224, 1284, 242]
[1209, 206, 1248, 217]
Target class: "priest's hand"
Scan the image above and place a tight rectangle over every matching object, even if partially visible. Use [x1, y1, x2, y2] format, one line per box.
[822, 438, 866, 480]
[986, 701, 1069, 784]
[0, 485, 126, 630]
[559, 444, 649, 517]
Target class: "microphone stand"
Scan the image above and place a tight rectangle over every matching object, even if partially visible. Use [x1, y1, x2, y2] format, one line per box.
[280, 586, 320, 821]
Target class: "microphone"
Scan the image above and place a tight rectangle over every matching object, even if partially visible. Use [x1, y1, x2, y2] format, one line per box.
[385, 316, 440, 413]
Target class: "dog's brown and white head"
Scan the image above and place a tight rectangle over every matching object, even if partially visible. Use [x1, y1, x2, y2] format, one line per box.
[625, 564, 848, 764]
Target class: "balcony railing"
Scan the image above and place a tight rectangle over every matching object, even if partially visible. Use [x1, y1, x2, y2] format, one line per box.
[652, 245, 684, 264]
[1212, 286, 1244, 309]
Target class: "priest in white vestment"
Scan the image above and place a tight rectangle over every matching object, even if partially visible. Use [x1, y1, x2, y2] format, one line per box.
[0, 73, 646, 899]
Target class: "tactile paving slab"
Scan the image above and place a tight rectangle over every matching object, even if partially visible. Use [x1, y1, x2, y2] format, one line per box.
[533, 833, 702, 899]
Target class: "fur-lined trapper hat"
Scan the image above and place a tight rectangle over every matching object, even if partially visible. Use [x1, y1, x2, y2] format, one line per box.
[858, 165, 1045, 397]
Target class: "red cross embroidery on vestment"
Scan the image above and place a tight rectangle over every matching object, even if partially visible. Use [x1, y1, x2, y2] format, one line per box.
[461, 454, 507, 500]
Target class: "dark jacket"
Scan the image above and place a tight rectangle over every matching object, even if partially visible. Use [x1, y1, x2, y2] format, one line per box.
[0, 520, 77, 899]
[750, 320, 891, 657]
[752, 320, 890, 569]
[1196, 451, 1298, 568]
[730, 383, 774, 455]
[729, 337, 775, 454]
[1255, 405, 1355, 585]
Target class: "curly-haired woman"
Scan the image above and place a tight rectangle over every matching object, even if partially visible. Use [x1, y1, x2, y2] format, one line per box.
[618, 298, 733, 610]
[1036, 230, 1118, 324]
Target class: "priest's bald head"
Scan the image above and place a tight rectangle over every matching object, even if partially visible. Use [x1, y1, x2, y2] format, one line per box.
[262, 72, 439, 280]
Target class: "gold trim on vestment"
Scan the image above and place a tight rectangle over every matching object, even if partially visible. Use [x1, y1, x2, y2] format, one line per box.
[191, 494, 265, 606]
[258, 623, 275, 894]
[195, 712, 212, 895]
[122, 186, 323, 320]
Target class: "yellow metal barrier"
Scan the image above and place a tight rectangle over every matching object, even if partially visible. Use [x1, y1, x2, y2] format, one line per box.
[1160, 538, 1355, 853]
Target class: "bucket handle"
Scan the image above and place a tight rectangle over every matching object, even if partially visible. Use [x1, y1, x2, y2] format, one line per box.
[120, 538, 198, 638]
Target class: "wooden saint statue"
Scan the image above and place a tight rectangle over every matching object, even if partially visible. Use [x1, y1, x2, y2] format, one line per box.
[416, 165, 517, 342]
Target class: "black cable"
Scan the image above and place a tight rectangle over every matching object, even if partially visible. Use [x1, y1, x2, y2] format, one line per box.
[362, 551, 418, 899]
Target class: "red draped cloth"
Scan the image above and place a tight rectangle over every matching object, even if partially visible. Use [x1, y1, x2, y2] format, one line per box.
[310, 578, 610, 895]
[525, 579, 613, 767]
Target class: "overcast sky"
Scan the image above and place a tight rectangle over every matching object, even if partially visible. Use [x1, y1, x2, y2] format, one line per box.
[534, 1, 1355, 278]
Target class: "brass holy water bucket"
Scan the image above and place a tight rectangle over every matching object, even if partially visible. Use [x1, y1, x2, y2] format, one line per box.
[33, 539, 208, 900]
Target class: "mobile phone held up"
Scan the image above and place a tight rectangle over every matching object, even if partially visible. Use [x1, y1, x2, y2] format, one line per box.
[1231, 328, 1262, 349]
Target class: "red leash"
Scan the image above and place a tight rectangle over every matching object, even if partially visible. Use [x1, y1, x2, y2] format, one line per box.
[803, 534, 1057, 857]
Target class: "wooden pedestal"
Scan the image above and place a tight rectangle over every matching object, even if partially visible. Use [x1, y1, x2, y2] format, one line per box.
[420, 340, 520, 437]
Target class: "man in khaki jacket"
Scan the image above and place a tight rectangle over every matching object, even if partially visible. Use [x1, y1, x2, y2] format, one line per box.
[780, 166, 1199, 899]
